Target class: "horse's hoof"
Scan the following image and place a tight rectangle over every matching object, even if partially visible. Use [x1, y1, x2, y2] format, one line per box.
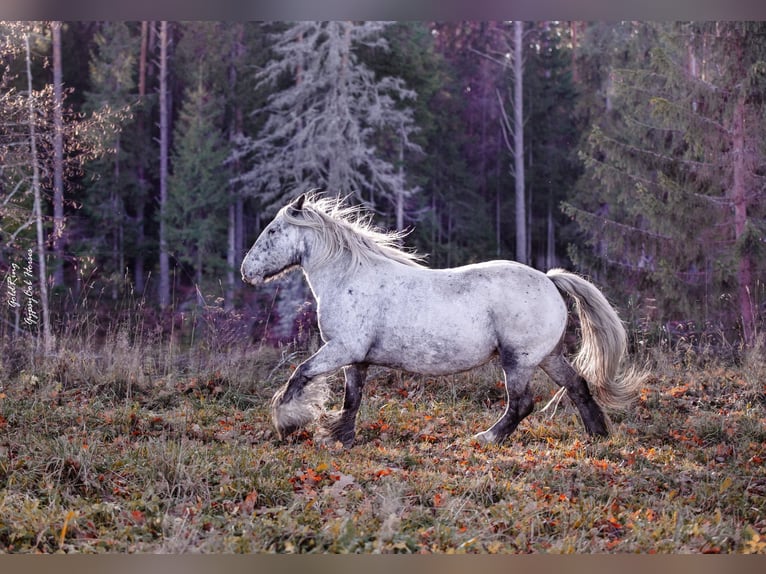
[314, 430, 351, 449]
[473, 430, 496, 444]
[275, 423, 299, 440]
[316, 411, 355, 448]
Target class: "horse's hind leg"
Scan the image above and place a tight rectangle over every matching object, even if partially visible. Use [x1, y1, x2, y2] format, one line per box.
[475, 349, 536, 444]
[539, 353, 608, 436]
[316, 363, 368, 447]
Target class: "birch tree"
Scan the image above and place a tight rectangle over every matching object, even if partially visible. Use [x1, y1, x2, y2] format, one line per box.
[1, 22, 116, 347]
[24, 30, 53, 351]
[0, 23, 61, 350]
[51, 21, 64, 287]
[233, 21, 421, 214]
[512, 21, 526, 265]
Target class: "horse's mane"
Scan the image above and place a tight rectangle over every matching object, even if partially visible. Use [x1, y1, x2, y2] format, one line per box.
[281, 194, 425, 269]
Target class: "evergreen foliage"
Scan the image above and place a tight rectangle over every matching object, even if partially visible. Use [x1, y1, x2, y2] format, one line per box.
[80, 22, 139, 295]
[567, 22, 766, 340]
[166, 80, 229, 301]
[232, 21, 420, 213]
[2, 20, 766, 347]
[523, 23, 582, 270]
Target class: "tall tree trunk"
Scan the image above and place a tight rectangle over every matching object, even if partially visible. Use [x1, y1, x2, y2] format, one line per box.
[158, 21, 170, 309]
[570, 21, 579, 84]
[546, 194, 555, 270]
[25, 33, 53, 353]
[513, 21, 527, 265]
[732, 97, 754, 345]
[112, 134, 122, 300]
[226, 204, 236, 310]
[395, 124, 405, 232]
[225, 23, 244, 310]
[134, 20, 149, 295]
[236, 196, 244, 259]
[495, 179, 501, 257]
[51, 21, 65, 287]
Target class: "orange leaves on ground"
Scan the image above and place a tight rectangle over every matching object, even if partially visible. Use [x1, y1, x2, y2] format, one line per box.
[668, 383, 690, 398]
[669, 428, 703, 446]
[129, 509, 146, 525]
[367, 418, 391, 434]
[592, 459, 610, 471]
[290, 462, 354, 496]
[562, 439, 583, 459]
[291, 466, 324, 489]
[639, 387, 652, 402]
[240, 491, 259, 516]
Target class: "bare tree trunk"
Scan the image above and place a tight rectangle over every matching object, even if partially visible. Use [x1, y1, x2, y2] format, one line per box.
[570, 21, 579, 84]
[51, 21, 65, 287]
[134, 20, 149, 295]
[236, 196, 244, 257]
[546, 195, 555, 270]
[112, 133, 122, 301]
[225, 23, 244, 310]
[495, 182, 501, 257]
[732, 97, 754, 345]
[395, 125, 405, 232]
[431, 193, 437, 264]
[227, 204, 236, 310]
[25, 33, 53, 353]
[513, 21, 526, 265]
[158, 21, 170, 309]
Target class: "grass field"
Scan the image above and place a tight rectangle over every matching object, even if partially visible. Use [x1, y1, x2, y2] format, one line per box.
[0, 325, 765, 553]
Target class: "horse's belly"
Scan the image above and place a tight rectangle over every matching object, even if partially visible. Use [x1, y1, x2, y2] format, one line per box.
[365, 321, 497, 375]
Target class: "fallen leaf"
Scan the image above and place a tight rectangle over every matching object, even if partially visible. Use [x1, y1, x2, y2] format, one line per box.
[719, 476, 733, 494]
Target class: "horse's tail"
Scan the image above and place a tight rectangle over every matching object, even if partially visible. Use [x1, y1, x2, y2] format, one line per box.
[546, 268, 644, 411]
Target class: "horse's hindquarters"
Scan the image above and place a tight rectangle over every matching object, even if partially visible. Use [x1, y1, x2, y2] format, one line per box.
[356, 262, 568, 375]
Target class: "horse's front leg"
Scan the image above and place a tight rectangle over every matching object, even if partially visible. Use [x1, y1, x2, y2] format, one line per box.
[270, 341, 355, 440]
[316, 363, 368, 447]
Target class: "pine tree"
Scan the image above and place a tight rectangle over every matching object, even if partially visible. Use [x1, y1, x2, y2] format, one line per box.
[81, 21, 138, 299]
[430, 22, 509, 261]
[233, 21, 421, 213]
[566, 22, 766, 343]
[523, 22, 582, 270]
[365, 22, 484, 265]
[175, 21, 258, 309]
[165, 80, 229, 305]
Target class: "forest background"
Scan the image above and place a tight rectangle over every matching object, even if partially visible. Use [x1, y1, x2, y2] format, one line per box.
[1, 21, 766, 352]
[2, 21, 766, 554]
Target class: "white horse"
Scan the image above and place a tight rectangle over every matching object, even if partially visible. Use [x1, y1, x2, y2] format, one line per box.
[241, 193, 643, 447]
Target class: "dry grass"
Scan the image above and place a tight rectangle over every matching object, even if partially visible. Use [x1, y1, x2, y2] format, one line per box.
[0, 324, 765, 553]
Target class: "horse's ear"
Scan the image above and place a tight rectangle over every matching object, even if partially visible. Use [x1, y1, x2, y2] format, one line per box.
[290, 193, 306, 214]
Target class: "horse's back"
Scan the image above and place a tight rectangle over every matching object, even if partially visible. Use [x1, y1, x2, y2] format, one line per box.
[431, 260, 568, 353]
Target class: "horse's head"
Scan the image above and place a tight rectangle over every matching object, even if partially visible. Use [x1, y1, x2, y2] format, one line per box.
[241, 194, 308, 286]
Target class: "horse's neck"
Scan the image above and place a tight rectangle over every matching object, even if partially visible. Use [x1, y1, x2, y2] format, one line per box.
[301, 249, 355, 298]
[302, 249, 390, 300]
